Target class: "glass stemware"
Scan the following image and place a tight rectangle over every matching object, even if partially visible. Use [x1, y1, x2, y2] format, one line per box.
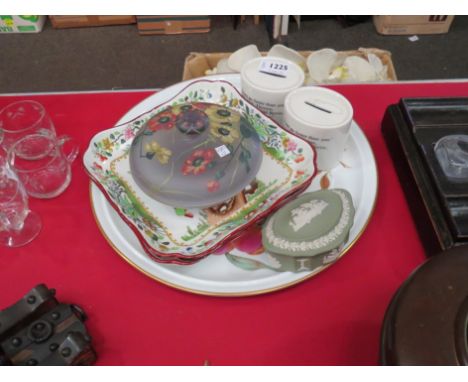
[0, 146, 42, 247]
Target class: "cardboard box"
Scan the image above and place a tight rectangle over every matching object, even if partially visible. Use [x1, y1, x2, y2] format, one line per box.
[182, 48, 397, 82]
[0, 16, 46, 33]
[137, 16, 210, 35]
[374, 15, 454, 35]
[49, 15, 136, 29]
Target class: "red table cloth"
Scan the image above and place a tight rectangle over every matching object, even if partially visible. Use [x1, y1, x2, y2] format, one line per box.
[1, 81, 468, 366]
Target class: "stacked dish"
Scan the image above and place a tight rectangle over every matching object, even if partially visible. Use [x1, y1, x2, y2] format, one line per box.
[84, 79, 317, 265]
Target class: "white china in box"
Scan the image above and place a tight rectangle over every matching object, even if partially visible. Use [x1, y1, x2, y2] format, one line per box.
[216, 58, 236, 74]
[227, 44, 261, 72]
[89, 74, 378, 296]
[284, 86, 353, 171]
[267, 44, 307, 71]
[241, 57, 305, 123]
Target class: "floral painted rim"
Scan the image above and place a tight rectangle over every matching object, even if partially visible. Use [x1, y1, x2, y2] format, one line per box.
[87, 166, 313, 265]
[109, 150, 294, 248]
[85, 79, 318, 262]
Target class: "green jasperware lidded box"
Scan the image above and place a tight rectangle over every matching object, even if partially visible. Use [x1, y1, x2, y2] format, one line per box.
[262, 189, 355, 258]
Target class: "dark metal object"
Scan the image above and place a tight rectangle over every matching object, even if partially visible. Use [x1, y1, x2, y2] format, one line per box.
[380, 245, 468, 365]
[336, 16, 371, 27]
[381, 97, 468, 256]
[0, 284, 96, 366]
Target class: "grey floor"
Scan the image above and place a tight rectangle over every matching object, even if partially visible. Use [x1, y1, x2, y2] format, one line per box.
[1, 15, 467, 93]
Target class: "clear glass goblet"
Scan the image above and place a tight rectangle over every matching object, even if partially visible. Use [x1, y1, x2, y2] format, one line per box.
[0, 148, 42, 247]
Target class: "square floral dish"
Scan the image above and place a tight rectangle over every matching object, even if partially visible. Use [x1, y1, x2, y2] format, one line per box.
[83, 80, 317, 263]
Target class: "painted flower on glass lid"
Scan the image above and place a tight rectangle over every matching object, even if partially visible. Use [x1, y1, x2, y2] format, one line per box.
[146, 109, 177, 132]
[172, 103, 193, 114]
[175, 107, 209, 135]
[181, 148, 216, 175]
[210, 122, 240, 144]
[207, 179, 220, 193]
[206, 105, 240, 125]
[193, 102, 211, 111]
[206, 102, 243, 144]
[144, 140, 172, 164]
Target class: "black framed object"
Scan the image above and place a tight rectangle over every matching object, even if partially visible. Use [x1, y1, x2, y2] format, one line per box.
[382, 97, 468, 256]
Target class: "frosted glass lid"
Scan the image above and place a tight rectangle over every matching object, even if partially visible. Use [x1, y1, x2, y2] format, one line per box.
[129, 102, 263, 208]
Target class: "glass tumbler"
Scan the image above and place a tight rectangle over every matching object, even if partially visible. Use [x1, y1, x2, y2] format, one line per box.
[8, 134, 78, 199]
[0, 100, 78, 157]
[0, 151, 42, 247]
